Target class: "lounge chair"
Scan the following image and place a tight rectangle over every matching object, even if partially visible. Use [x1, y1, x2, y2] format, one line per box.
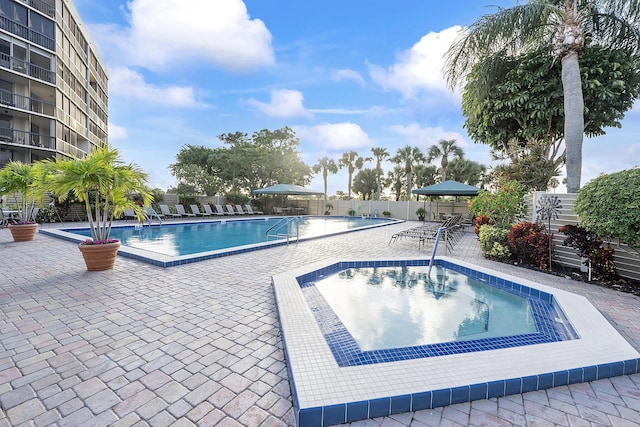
[31, 207, 40, 222]
[159, 204, 181, 219]
[123, 208, 137, 221]
[215, 205, 229, 216]
[225, 205, 237, 215]
[245, 204, 263, 215]
[205, 204, 222, 216]
[235, 205, 247, 215]
[145, 206, 164, 222]
[273, 207, 283, 215]
[190, 204, 209, 217]
[175, 204, 196, 218]
[0, 209, 17, 228]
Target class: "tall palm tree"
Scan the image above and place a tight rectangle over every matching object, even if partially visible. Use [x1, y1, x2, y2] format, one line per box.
[312, 157, 338, 208]
[427, 139, 465, 182]
[370, 147, 389, 200]
[444, 0, 640, 193]
[390, 145, 426, 200]
[338, 151, 371, 199]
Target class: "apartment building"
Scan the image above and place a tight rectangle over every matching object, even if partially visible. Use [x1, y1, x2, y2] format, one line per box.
[0, 0, 107, 167]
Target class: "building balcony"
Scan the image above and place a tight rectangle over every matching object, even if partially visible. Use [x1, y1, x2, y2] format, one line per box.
[16, 0, 55, 19]
[0, 89, 55, 116]
[0, 126, 55, 150]
[0, 15, 55, 51]
[0, 53, 55, 84]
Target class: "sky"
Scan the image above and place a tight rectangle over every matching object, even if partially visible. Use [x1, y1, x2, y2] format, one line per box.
[72, 0, 640, 196]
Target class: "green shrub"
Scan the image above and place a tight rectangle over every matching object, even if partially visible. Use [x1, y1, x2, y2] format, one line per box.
[226, 192, 250, 206]
[508, 222, 552, 270]
[559, 224, 618, 281]
[469, 180, 528, 228]
[574, 168, 640, 254]
[479, 225, 512, 259]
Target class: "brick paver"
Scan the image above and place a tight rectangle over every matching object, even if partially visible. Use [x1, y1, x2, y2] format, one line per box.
[1, 220, 640, 426]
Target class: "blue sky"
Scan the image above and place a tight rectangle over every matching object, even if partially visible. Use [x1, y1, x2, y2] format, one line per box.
[73, 0, 640, 195]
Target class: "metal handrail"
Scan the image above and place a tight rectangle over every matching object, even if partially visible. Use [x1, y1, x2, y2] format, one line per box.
[266, 216, 299, 244]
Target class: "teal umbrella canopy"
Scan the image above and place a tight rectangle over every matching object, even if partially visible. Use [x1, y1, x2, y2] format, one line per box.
[412, 180, 479, 196]
[252, 183, 324, 196]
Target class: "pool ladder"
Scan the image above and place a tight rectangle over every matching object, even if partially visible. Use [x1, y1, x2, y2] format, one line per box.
[266, 216, 300, 244]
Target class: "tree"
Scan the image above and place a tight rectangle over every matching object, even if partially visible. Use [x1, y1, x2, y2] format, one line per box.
[444, 0, 640, 193]
[427, 139, 464, 182]
[338, 151, 370, 199]
[447, 158, 486, 187]
[462, 46, 640, 191]
[574, 168, 640, 254]
[385, 166, 405, 201]
[390, 145, 425, 201]
[370, 147, 389, 200]
[352, 168, 378, 200]
[312, 157, 338, 208]
[412, 164, 438, 201]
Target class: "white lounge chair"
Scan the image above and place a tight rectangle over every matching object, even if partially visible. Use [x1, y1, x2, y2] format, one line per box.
[245, 204, 263, 215]
[235, 205, 247, 215]
[123, 208, 137, 221]
[215, 205, 229, 216]
[190, 204, 209, 217]
[175, 204, 196, 218]
[225, 205, 237, 215]
[159, 204, 181, 218]
[205, 204, 222, 216]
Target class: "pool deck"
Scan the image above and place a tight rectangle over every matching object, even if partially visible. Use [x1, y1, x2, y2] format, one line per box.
[1, 220, 640, 426]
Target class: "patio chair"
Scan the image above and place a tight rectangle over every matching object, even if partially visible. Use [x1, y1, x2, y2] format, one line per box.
[215, 205, 230, 216]
[235, 205, 247, 215]
[122, 208, 137, 221]
[159, 204, 181, 219]
[175, 204, 196, 218]
[273, 207, 283, 215]
[205, 204, 223, 216]
[190, 204, 209, 217]
[0, 209, 17, 228]
[145, 206, 164, 222]
[245, 204, 263, 215]
[31, 207, 40, 222]
[225, 204, 237, 215]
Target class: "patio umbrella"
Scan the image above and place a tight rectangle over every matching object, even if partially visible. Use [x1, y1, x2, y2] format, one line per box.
[412, 180, 479, 220]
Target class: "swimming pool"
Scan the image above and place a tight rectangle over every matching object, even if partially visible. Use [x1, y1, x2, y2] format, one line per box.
[40, 216, 401, 267]
[273, 257, 640, 427]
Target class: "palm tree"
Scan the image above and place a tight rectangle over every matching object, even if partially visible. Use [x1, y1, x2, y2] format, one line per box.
[312, 157, 338, 208]
[427, 139, 464, 182]
[370, 147, 389, 200]
[338, 151, 371, 199]
[444, 0, 640, 193]
[390, 145, 426, 200]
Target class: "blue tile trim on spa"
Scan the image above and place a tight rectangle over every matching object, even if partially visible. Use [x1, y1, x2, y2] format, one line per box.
[297, 259, 578, 368]
[290, 259, 640, 427]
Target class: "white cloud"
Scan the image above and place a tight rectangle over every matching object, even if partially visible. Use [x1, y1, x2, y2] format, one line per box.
[108, 122, 128, 140]
[109, 67, 203, 107]
[388, 123, 469, 150]
[295, 123, 372, 151]
[368, 26, 461, 100]
[93, 0, 274, 72]
[333, 69, 366, 87]
[246, 89, 313, 119]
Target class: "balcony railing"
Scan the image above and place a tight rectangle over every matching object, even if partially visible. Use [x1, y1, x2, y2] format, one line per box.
[16, 0, 55, 18]
[0, 53, 55, 84]
[0, 16, 55, 51]
[0, 127, 55, 150]
[0, 89, 55, 116]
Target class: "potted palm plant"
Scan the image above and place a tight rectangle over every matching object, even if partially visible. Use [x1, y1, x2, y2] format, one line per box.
[324, 203, 333, 215]
[416, 207, 426, 222]
[0, 161, 46, 242]
[44, 144, 152, 271]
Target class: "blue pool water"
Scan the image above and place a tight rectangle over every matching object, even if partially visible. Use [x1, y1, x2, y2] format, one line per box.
[53, 216, 397, 263]
[312, 266, 537, 351]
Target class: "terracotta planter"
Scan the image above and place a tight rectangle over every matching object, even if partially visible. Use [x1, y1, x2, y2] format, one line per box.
[8, 223, 38, 242]
[78, 241, 121, 271]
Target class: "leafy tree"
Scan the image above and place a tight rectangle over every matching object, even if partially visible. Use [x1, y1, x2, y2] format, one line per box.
[427, 139, 464, 182]
[390, 145, 425, 201]
[170, 127, 311, 196]
[352, 168, 378, 200]
[412, 164, 438, 201]
[462, 46, 640, 191]
[338, 151, 371, 199]
[312, 157, 338, 208]
[444, 0, 640, 193]
[370, 147, 390, 200]
[447, 158, 486, 187]
[385, 166, 405, 201]
[574, 168, 640, 254]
